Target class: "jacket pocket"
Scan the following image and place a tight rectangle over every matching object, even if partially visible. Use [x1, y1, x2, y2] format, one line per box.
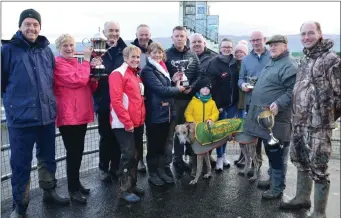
[8, 100, 39, 125]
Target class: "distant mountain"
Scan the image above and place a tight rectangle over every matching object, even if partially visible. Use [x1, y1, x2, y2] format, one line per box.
[49, 34, 340, 54]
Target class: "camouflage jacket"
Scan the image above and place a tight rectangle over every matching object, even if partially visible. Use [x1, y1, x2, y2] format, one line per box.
[292, 39, 341, 129]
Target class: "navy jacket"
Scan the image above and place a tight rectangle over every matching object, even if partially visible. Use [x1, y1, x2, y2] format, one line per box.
[92, 38, 127, 113]
[140, 57, 180, 124]
[1, 31, 56, 128]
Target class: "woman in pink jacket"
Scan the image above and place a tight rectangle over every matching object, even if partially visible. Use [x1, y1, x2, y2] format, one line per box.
[54, 34, 98, 204]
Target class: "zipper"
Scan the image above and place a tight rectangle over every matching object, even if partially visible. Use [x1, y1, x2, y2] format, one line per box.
[202, 101, 205, 122]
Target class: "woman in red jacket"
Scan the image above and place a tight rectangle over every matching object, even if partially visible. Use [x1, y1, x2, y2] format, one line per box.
[109, 45, 146, 203]
[54, 34, 98, 204]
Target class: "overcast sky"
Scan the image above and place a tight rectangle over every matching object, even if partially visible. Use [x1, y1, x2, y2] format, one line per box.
[1, 2, 340, 42]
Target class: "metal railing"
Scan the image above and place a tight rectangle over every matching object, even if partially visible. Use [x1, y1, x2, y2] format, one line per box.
[1, 118, 340, 200]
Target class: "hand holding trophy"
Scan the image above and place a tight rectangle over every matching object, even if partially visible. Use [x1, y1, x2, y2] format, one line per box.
[257, 107, 279, 146]
[245, 76, 258, 89]
[171, 58, 193, 88]
[82, 27, 108, 78]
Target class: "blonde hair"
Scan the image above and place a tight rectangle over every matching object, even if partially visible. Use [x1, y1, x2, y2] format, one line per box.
[147, 42, 167, 61]
[55, 34, 75, 50]
[123, 45, 142, 59]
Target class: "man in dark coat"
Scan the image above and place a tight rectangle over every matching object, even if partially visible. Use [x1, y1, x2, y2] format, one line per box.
[243, 35, 297, 200]
[165, 26, 205, 177]
[91, 21, 126, 182]
[1, 9, 69, 217]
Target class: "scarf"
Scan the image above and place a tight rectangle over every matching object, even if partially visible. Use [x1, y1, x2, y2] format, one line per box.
[147, 57, 171, 81]
[195, 92, 212, 103]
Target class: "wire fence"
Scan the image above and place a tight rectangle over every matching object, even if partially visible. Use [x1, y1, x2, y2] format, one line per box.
[1, 117, 340, 201]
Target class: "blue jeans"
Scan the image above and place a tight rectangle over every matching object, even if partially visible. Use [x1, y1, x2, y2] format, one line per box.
[216, 105, 237, 158]
[263, 140, 289, 195]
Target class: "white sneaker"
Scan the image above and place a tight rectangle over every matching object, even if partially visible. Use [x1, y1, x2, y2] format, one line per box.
[222, 153, 231, 167]
[215, 157, 224, 171]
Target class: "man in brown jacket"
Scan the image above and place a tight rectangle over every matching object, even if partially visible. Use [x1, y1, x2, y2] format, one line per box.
[280, 21, 341, 218]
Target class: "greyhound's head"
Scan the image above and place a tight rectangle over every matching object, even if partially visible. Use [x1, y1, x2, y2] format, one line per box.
[174, 123, 196, 144]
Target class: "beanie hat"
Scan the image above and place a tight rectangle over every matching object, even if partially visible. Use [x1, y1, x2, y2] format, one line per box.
[19, 9, 41, 28]
[195, 77, 212, 91]
[234, 40, 249, 56]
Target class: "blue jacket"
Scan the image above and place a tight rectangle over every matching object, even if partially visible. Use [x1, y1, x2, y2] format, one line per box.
[140, 57, 180, 124]
[92, 38, 126, 113]
[238, 49, 271, 105]
[1, 31, 56, 128]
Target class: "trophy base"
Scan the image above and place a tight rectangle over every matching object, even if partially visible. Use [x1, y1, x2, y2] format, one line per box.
[181, 81, 190, 88]
[268, 137, 280, 146]
[245, 84, 254, 89]
[90, 73, 108, 78]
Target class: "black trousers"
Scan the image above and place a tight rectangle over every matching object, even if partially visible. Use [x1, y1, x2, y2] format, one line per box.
[146, 122, 170, 171]
[113, 125, 144, 192]
[97, 111, 121, 174]
[59, 124, 87, 192]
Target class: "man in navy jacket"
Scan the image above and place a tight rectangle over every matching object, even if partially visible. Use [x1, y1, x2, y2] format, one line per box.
[1, 9, 69, 217]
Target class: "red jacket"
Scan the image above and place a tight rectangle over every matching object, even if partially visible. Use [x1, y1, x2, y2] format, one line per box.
[54, 56, 97, 127]
[109, 62, 146, 130]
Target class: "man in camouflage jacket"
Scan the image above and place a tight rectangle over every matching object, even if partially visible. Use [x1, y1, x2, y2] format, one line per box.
[280, 22, 341, 218]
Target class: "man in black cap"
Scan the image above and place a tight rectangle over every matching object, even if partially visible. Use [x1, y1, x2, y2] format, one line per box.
[242, 34, 297, 200]
[1, 8, 69, 218]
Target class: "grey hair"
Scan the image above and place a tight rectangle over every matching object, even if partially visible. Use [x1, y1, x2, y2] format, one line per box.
[189, 33, 206, 43]
[55, 34, 75, 50]
[104, 21, 120, 31]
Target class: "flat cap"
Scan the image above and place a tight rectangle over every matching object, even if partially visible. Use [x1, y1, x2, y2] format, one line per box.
[266, 34, 288, 45]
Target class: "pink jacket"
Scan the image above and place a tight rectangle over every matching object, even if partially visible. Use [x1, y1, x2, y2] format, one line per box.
[54, 56, 97, 127]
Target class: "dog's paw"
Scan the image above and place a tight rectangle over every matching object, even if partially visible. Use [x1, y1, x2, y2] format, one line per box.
[249, 176, 257, 182]
[203, 173, 212, 179]
[189, 179, 198, 185]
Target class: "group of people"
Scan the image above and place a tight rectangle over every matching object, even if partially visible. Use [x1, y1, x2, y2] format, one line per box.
[1, 8, 340, 218]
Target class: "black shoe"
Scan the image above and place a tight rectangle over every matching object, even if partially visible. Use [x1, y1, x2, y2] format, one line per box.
[158, 169, 174, 184]
[234, 152, 244, 165]
[43, 189, 70, 205]
[132, 186, 145, 195]
[148, 173, 165, 186]
[164, 166, 173, 178]
[79, 184, 90, 195]
[70, 191, 87, 204]
[261, 190, 282, 200]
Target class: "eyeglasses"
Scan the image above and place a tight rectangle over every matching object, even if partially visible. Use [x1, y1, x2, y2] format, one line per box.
[220, 46, 232, 49]
[250, 39, 262, 43]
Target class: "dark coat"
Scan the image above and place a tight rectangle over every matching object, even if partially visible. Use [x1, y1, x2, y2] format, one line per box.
[206, 54, 239, 109]
[243, 51, 298, 142]
[92, 38, 127, 113]
[198, 48, 216, 71]
[165, 45, 204, 100]
[140, 57, 180, 124]
[1, 31, 56, 127]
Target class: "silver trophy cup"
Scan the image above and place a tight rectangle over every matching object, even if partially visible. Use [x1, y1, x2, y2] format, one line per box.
[257, 110, 279, 146]
[171, 58, 193, 87]
[245, 76, 258, 89]
[82, 27, 108, 78]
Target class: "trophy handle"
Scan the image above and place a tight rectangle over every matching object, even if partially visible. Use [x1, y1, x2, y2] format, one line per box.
[257, 115, 260, 124]
[82, 38, 91, 48]
[187, 57, 193, 69]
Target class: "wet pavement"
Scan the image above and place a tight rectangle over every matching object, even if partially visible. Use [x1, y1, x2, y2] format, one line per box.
[1, 155, 340, 218]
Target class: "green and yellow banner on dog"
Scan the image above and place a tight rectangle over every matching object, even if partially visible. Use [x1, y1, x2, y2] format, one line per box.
[195, 118, 245, 146]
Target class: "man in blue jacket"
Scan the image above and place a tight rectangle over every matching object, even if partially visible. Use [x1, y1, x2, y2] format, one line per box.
[238, 31, 271, 187]
[1, 9, 69, 217]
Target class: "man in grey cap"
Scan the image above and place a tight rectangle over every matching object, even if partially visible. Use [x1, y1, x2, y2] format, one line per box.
[242, 34, 298, 200]
[1, 8, 69, 218]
